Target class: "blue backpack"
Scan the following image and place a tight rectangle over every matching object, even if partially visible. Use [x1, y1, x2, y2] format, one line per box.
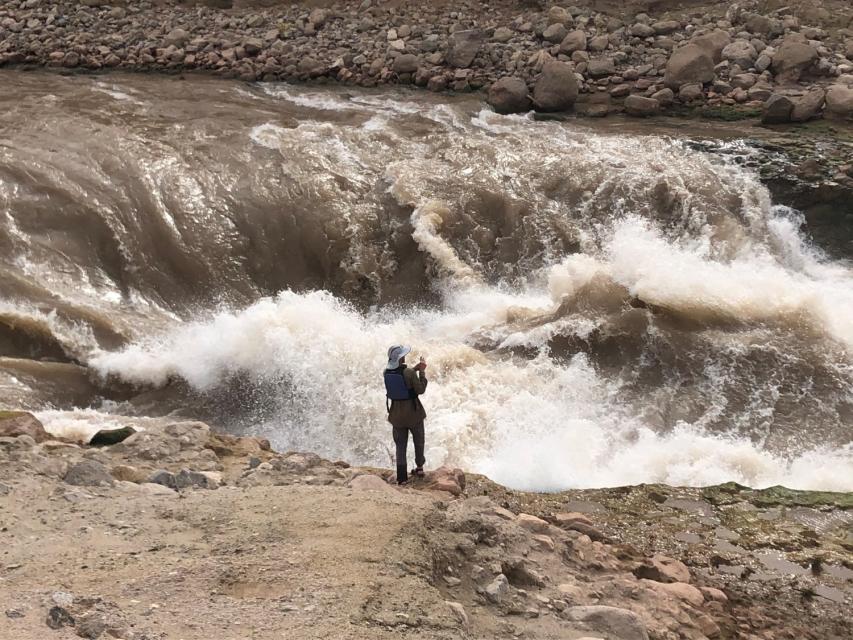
[384, 368, 416, 412]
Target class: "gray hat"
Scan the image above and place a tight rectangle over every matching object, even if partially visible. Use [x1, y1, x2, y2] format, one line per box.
[386, 345, 411, 370]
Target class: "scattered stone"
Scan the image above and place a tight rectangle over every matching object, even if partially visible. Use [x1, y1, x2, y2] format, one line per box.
[64, 460, 114, 487]
[633, 554, 691, 583]
[560, 30, 587, 54]
[532, 61, 578, 112]
[488, 76, 531, 114]
[543, 23, 568, 44]
[484, 573, 509, 603]
[566, 606, 649, 640]
[445, 30, 483, 68]
[46, 606, 74, 630]
[516, 513, 550, 534]
[625, 95, 660, 116]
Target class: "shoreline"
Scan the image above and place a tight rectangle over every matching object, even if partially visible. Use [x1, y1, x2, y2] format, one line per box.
[1, 410, 851, 639]
[2, 0, 853, 123]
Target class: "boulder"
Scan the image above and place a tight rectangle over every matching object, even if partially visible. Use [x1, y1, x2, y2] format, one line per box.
[790, 88, 825, 122]
[422, 466, 466, 495]
[0, 412, 49, 443]
[678, 83, 704, 102]
[624, 95, 660, 116]
[762, 94, 795, 124]
[547, 6, 572, 25]
[492, 27, 513, 43]
[308, 8, 329, 27]
[690, 29, 731, 63]
[64, 459, 114, 487]
[446, 30, 483, 68]
[392, 54, 420, 74]
[633, 554, 691, 583]
[532, 61, 579, 112]
[631, 23, 655, 38]
[488, 77, 531, 114]
[88, 426, 135, 447]
[652, 20, 680, 35]
[243, 38, 264, 56]
[543, 23, 568, 44]
[566, 606, 649, 640]
[297, 56, 326, 77]
[722, 40, 757, 68]
[664, 44, 714, 89]
[825, 84, 853, 119]
[559, 30, 587, 54]
[651, 87, 675, 105]
[587, 57, 615, 78]
[771, 40, 818, 83]
[46, 606, 75, 630]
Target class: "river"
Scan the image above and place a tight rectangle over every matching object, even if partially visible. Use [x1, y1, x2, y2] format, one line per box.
[1, 70, 851, 491]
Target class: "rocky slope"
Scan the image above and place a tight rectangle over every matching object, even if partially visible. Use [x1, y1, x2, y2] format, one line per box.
[1, 411, 850, 639]
[1, 1, 853, 122]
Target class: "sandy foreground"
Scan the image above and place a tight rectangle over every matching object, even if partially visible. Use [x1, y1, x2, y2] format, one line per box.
[0, 413, 851, 640]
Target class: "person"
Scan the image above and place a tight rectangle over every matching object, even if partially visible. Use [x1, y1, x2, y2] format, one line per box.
[384, 345, 428, 485]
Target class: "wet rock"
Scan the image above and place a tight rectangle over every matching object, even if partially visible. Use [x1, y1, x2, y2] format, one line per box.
[624, 95, 660, 116]
[488, 76, 531, 114]
[88, 426, 135, 447]
[771, 40, 818, 83]
[484, 573, 509, 603]
[64, 460, 114, 487]
[532, 60, 578, 112]
[444, 600, 468, 627]
[0, 412, 49, 443]
[46, 606, 74, 630]
[633, 554, 691, 583]
[825, 84, 853, 119]
[664, 44, 714, 89]
[762, 94, 795, 124]
[566, 606, 649, 640]
[445, 30, 483, 68]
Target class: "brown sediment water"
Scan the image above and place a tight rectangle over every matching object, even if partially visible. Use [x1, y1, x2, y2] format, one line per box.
[1, 70, 851, 491]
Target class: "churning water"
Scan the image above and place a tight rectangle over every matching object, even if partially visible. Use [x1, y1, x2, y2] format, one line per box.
[2, 72, 851, 491]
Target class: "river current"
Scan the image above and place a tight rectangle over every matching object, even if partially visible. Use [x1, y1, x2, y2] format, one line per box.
[1, 71, 851, 491]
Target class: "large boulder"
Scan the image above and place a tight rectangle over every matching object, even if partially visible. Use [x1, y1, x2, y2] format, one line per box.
[624, 95, 660, 116]
[487, 77, 531, 114]
[762, 94, 795, 124]
[664, 44, 714, 89]
[690, 29, 731, 63]
[791, 87, 826, 122]
[0, 411, 50, 443]
[771, 40, 818, 83]
[722, 40, 758, 68]
[445, 30, 483, 68]
[825, 84, 853, 119]
[392, 53, 420, 74]
[559, 30, 587, 54]
[532, 60, 579, 111]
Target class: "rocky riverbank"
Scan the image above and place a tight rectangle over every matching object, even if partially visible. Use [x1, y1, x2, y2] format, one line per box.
[1, 410, 850, 639]
[2, 1, 853, 123]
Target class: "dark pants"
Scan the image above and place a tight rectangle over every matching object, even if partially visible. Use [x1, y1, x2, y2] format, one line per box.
[392, 421, 425, 483]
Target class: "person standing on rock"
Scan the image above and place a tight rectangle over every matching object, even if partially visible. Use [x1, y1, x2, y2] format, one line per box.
[384, 345, 428, 485]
